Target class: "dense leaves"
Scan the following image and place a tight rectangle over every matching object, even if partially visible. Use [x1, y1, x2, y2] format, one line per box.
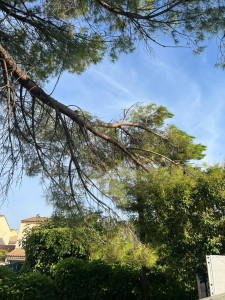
[22, 214, 157, 271]
[0, 266, 17, 300]
[21, 221, 89, 275]
[0, 260, 141, 300]
[0, 266, 56, 300]
[0, 249, 8, 261]
[54, 257, 142, 300]
[116, 166, 225, 298]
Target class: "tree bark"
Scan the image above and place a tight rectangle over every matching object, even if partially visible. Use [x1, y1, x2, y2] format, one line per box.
[137, 194, 150, 300]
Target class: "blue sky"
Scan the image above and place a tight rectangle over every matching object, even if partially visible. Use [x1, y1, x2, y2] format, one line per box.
[1, 38, 225, 230]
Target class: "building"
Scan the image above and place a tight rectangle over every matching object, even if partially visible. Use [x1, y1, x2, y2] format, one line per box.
[16, 217, 49, 249]
[6, 216, 48, 263]
[9, 229, 18, 246]
[0, 215, 48, 263]
[0, 215, 12, 245]
[6, 249, 26, 264]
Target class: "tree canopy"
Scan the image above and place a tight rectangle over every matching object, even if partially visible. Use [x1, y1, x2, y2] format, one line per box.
[0, 0, 221, 215]
[2, 0, 225, 80]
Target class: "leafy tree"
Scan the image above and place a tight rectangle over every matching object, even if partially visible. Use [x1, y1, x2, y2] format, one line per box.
[1, 0, 225, 79]
[80, 212, 157, 268]
[110, 165, 225, 299]
[144, 166, 225, 293]
[0, 0, 222, 214]
[21, 220, 89, 275]
[22, 212, 157, 275]
[98, 104, 206, 299]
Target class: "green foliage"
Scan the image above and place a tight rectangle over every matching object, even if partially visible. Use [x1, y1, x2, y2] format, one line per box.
[54, 257, 142, 300]
[124, 103, 174, 127]
[0, 266, 17, 300]
[0, 267, 56, 300]
[57, 211, 158, 268]
[88, 223, 157, 268]
[13, 273, 56, 300]
[22, 221, 89, 275]
[142, 167, 225, 263]
[148, 265, 197, 300]
[0, 249, 8, 261]
[125, 166, 225, 298]
[0, 258, 143, 300]
[166, 125, 206, 161]
[2, 1, 225, 81]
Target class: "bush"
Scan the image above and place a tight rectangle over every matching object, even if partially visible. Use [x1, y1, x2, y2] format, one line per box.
[54, 257, 141, 300]
[0, 267, 56, 300]
[0, 266, 17, 300]
[14, 273, 56, 300]
[149, 265, 198, 300]
[0, 249, 8, 261]
[23, 226, 88, 275]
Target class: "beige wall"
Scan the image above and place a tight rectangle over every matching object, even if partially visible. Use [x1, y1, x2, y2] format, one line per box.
[0, 216, 10, 245]
[16, 222, 37, 249]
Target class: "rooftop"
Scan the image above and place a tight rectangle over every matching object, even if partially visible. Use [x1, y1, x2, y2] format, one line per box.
[6, 249, 25, 258]
[21, 217, 49, 223]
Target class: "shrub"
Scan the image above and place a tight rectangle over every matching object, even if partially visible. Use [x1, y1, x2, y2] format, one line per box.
[0, 266, 17, 300]
[0, 268, 56, 300]
[0, 249, 8, 261]
[14, 272, 56, 300]
[23, 226, 88, 275]
[54, 257, 141, 300]
[149, 265, 197, 300]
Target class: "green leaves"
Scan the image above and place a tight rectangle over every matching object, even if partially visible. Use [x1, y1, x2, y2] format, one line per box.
[2, 0, 225, 81]
[22, 222, 89, 275]
[0, 267, 56, 300]
[135, 166, 225, 296]
[54, 257, 142, 300]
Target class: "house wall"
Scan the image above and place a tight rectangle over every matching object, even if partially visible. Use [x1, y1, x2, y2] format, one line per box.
[0, 216, 10, 245]
[16, 222, 37, 248]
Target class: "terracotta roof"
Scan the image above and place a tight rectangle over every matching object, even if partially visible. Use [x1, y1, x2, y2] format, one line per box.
[6, 249, 25, 257]
[0, 215, 5, 217]
[21, 217, 49, 223]
[10, 229, 16, 231]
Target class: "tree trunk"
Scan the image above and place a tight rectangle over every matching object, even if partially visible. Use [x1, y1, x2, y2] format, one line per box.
[141, 265, 150, 300]
[137, 194, 150, 300]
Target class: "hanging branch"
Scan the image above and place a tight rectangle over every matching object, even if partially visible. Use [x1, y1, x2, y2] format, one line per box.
[0, 43, 181, 207]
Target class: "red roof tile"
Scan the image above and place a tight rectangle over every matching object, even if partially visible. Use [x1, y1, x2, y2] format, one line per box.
[7, 249, 25, 257]
[21, 217, 49, 223]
